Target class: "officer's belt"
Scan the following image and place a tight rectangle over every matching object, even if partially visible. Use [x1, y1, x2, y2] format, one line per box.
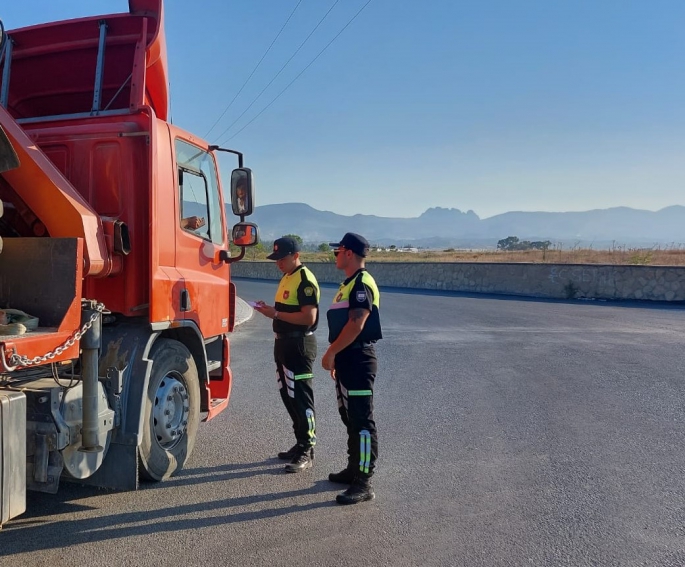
[346, 341, 375, 350]
[274, 331, 314, 339]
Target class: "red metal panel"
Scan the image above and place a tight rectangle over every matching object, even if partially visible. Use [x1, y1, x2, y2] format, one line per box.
[129, 0, 162, 17]
[5, 15, 139, 118]
[0, 106, 110, 276]
[149, 120, 178, 323]
[4, 1, 167, 121]
[169, 128, 230, 338]
[22, 114, 151, 314]
[0, 239, 83, 370]
[204, 336, 232, 421]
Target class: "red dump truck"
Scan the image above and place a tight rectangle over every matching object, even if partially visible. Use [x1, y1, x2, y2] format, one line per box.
[0, 1, 258, 526]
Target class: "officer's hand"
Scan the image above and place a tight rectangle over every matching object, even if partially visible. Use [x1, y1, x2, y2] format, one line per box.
[254, 301, 275, 319]
[322, 348, 336, 376]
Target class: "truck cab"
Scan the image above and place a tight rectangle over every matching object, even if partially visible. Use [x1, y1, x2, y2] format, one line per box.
[0, 0, 257, 526]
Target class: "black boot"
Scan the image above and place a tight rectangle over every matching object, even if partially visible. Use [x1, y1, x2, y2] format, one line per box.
[284, 448, 314, 473]
[336, 477, 375, 505]
[328, 467, 356, 484]
[277, 444, 299, 460]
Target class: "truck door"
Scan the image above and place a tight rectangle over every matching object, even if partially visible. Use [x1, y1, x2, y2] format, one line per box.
[174, 138, 230, 337]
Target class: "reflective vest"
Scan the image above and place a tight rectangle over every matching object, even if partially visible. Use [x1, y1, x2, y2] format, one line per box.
[327, 269, 382, 344]
[274, 265, 320, 333]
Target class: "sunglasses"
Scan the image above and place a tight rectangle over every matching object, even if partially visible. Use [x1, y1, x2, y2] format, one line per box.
[333, 248, 347, 257]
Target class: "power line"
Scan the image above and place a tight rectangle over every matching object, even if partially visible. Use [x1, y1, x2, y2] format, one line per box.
[203, 0, 304, 139]
[213, 0, 341, 144]
[221, 0, 374, 144]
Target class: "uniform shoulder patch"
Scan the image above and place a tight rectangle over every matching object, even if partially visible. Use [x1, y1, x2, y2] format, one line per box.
[303, 286, 314, 297]
[356, 291, 367, 302]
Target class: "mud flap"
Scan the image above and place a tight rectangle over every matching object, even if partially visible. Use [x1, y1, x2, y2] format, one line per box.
[68, 442, 139, 491]
[0, 126, 20, 174]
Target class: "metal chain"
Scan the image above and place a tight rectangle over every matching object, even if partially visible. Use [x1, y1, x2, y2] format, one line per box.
[7, 302, 107, 368]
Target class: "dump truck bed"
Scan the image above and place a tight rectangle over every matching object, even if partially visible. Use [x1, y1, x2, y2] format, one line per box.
[0, 238, 83, 370]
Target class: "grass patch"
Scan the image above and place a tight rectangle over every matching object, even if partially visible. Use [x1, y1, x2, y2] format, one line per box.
[237, 245, 685, 266]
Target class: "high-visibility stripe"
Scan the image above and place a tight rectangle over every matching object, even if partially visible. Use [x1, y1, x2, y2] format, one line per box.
[293, 373, 313, 380]
[359, 429, 371, 474]
[348, 389, 372, 397]
[283, 366, 296, 391]
[306, 408, 316, 444]
[338, 383, 349, 409]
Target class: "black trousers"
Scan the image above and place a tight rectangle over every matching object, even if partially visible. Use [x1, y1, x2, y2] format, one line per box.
[334, 344, 378, 478]
[274, 334, 317, 450]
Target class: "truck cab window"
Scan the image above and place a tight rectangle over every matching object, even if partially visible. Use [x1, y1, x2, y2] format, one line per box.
[175, 139, 224, 245]
[179, 168, 210, 239]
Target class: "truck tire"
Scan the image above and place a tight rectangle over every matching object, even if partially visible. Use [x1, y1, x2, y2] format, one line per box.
[139, 338, 200, 481]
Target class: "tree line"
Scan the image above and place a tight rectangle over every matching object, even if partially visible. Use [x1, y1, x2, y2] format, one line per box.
[497, 236, 552, 251]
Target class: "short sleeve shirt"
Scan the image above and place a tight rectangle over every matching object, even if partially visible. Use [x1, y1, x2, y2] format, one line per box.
[273, 265, 320, 333]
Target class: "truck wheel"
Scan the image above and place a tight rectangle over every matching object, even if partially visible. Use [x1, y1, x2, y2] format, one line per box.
[139, 338, 200, 481]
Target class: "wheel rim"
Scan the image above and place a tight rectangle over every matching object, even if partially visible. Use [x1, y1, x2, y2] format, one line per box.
[152, 372, 190, 449]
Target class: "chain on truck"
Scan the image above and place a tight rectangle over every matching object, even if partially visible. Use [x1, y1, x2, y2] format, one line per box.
[0, 0, 260, 527]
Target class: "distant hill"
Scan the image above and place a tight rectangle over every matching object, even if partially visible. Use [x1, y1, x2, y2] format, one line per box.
[244, 203, 685, 248]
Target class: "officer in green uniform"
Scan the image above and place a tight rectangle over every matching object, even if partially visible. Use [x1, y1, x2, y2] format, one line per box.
[254, 236, 320, 473]
[322, 232, 382, 504]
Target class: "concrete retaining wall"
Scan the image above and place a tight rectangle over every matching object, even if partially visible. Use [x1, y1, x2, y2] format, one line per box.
[231, 262, 685, 302]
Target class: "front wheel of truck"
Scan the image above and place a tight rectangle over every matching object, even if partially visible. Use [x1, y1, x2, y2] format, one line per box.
[139, 338, 201, 481]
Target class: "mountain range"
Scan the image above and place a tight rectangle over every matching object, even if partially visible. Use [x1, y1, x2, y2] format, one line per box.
[246, 203, 685, 249]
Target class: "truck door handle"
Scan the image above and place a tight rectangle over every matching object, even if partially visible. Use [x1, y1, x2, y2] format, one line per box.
[180, 289, 191, 312]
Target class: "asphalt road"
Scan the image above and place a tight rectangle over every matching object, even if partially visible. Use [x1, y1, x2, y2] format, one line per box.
[3, 279, 685, 566]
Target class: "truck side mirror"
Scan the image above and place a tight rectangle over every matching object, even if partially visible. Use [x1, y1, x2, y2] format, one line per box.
[230, 167, 254, 217]
[231, 222, 259, 247]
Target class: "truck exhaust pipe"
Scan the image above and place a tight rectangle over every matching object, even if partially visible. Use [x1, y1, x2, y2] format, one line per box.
[78, 302, 104, 453]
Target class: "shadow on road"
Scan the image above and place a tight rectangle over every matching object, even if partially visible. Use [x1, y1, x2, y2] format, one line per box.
[3, 479, 340, 554]
[164, 459, 291, 487]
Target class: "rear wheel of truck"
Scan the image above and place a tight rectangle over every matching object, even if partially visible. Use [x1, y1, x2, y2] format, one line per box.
[139, 338, 201, 481]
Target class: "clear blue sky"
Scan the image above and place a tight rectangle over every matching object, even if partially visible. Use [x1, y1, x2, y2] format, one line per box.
[5, 1, 685, 219]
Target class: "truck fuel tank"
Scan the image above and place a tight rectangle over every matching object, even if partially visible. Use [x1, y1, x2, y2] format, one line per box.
[0, 390, 26, 527]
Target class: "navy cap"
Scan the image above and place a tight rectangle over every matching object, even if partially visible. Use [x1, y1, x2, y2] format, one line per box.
[267, 236, 300, 260]
[329, 232, 370, 258]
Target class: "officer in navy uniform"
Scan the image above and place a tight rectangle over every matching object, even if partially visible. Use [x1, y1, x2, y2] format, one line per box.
[322, 232, 382, 504]
[254, 236, 320, 473]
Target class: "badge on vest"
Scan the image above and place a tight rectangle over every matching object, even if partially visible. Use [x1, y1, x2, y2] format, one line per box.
[283, 291, 290, 299]
[356, 291, 367, 302]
